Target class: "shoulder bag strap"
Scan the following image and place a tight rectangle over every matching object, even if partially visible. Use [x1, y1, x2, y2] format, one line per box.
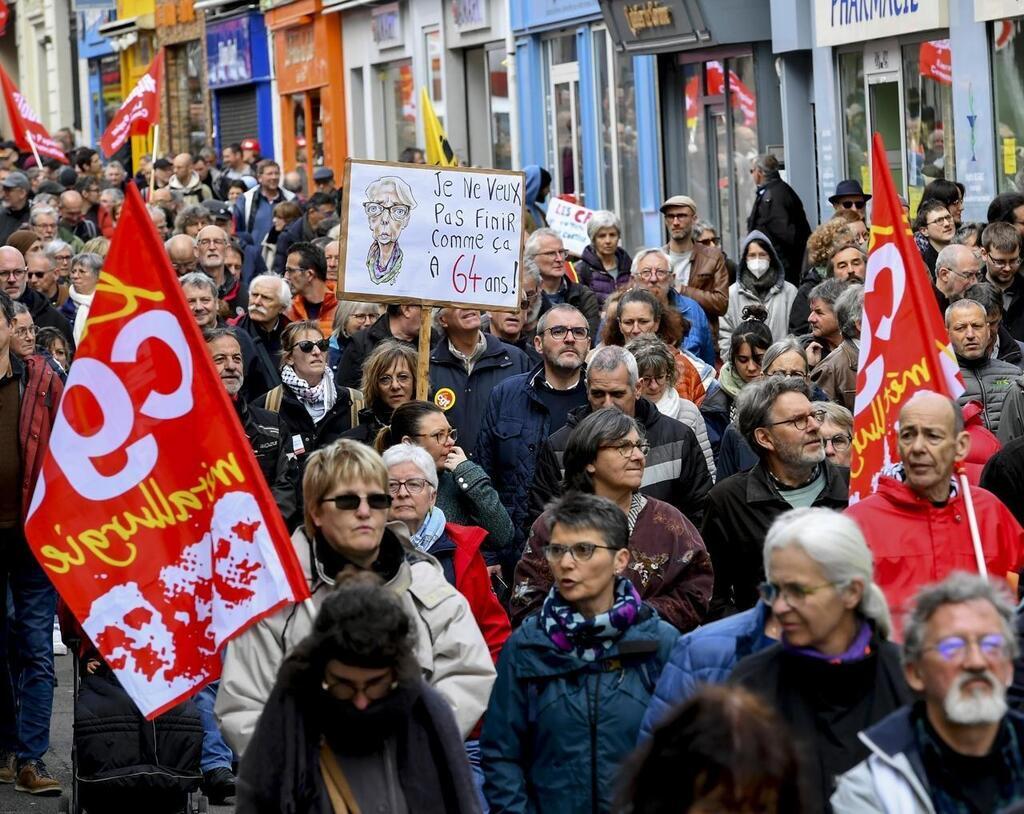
[319, 741, 361, 814]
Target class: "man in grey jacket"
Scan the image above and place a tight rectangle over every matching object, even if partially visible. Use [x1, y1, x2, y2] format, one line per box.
[832, 573, 1024, 813]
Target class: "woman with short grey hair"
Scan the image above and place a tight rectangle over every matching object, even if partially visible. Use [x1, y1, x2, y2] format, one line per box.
[44, 239, 73, 285]
[574, 209, 632, 306]
[731, 507, 910, 811]
[61, 252, 104, 343]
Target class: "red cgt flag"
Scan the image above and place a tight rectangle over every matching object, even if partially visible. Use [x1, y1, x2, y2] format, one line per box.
[0, 64, 66, 163]
[24, 184, 310, 719]
[100, 50, 163, 158]
[849, 132, 965, 502]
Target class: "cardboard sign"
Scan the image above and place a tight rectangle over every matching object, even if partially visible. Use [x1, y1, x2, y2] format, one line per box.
[338, 159, 525, 312]
[546, 197, 595, 258]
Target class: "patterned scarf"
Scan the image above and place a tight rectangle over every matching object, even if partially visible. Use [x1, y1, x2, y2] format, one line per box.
[540, 576, 643, 662]
[281, 364, 338, 423]
[410, 506, 447, 553]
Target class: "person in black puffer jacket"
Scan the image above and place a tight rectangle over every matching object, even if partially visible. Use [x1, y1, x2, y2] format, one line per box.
[573, 210, 632, 307]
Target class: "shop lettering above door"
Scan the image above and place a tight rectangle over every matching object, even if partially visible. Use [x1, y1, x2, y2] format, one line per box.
[624, 1, 673, 36]
[815, 0, 948, 47]
[284, 26, 314, 66]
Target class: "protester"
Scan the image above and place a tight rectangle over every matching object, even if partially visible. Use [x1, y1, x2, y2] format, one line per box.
[481, 492, 678, 813]
[328, 300, 380, 371]
[846, 391, 1024, 636]
[703, 376, 850, 618]
[526, 228, 600, 337]
[342, 340, 417, 445]
[746, 153, 811, 284]
[716, 306, 773, 422]
[529, 345, 712, 528]
[261, 200, 301, 270]
[788, 218, 856, 335]
[232, 273, 291, 397]
[810, 283, 863, 410]
[980, 221, 1024, 341]
[486, 264, 542, 365]
[196, 224, 248, 320]
[283, 241, 338, 338]
[572, 210, 631, 305]
[512, 407, 713, 631]
[168, 153, 213, 206]
[234, 159, 296, 247]
[730, 507, 909, 812]
[335, 302, 425, 389]
[43, 239, 72, 286]
[0, 172, 32, 243]
[832, 573, 1024, 813]
[59, 251, 101, 345]
[58, 190, 97, 243]
[25, 251, 66, 310]
[273, 193, 336, 276]
[828, 179, 870, 216]
[916, 199, 956, 276]
[0, 245, 73, 347]
[34, 327, 69, 373]
[522, 164, 550, 232]
[967, 281, 1024, 369]
[166, 233, 199, 276]
[804, 277, 849, 367]
[933, 243, 984, 314]
[215, 440, 496, 755]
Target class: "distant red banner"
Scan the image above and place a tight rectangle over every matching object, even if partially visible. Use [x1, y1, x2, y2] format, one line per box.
[0, 64, 66, 163]
[100, 50, 162, 158]
[919, 40, 952, 85]
[24, 184, 310, 719]
[849, 132, 965, 502]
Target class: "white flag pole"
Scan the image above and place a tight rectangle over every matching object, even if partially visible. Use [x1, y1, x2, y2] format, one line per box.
[958, 470, 987, 579]
[25, 132, 42, 170]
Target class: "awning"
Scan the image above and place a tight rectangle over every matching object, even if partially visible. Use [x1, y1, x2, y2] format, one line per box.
[96, 13, 154, 51]
[321, 0, 379, 14]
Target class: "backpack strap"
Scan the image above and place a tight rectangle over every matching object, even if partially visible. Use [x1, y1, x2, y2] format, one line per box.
[346, 387, 364, 428]
[264, 385, 283, 414]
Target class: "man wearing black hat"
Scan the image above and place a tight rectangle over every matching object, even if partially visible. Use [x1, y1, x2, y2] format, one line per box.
[0, 173, 32, 244]
[829, 179, 871, 218]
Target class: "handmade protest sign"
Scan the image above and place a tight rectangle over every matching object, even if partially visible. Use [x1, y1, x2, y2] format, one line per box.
[338, 159, 525, 312]
[546, 197, 595, 257]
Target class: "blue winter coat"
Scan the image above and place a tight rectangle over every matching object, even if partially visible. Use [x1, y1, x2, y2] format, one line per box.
[476, 367, 589, 560]
[481, 607, 677, 814]
[429, 334, 532, 458]
[638, 601, 773, 741]
[667, 288, 716, 366]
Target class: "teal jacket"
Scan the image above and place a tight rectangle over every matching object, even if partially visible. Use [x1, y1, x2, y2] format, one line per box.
[480, 606, 678, 814]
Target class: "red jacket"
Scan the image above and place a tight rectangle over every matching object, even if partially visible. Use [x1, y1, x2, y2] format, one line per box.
[444, 522, 510, 664]
[963, 400, 1002, 485]
[846, 476, 1024, 639]
[16, 354, 63, 518]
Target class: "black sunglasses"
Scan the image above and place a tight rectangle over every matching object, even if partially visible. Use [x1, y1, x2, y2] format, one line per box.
[320, 493, 392, 511]
[840, 200, 866, 210]
[295, 339, 329, 353]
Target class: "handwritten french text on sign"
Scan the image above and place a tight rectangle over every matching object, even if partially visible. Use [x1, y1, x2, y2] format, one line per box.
[546, 197, 595, 258]
[338, 159, 525, 311]
[24, 185, 310, 719]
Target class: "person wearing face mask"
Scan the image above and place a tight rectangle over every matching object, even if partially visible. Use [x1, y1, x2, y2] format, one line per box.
[719, 231, 797, 360]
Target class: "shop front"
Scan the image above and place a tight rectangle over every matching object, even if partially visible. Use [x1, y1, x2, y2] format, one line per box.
[976, 0, 1024, 195]
[154, 0, 210, 156]
[79, 9, 122, 152]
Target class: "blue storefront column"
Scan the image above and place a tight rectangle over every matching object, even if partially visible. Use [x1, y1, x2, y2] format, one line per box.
[634, 54, 663, 247]
[514, 34, 546, 170]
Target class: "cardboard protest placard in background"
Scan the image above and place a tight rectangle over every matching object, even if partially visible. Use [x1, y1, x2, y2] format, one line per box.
[338, 159, 525, 312]
[546, 197, 595, 258]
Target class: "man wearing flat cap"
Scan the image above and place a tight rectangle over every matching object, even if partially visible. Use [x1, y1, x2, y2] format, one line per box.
[660, 193, 729, 343]
[0, 172, 32, 243]
[313, 167, 337, 197]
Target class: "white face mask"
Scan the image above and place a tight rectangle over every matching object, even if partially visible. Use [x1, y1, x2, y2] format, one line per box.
[747, 257, 771, 278]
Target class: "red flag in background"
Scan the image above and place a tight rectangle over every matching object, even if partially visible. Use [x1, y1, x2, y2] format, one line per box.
[100, 49, 163, 157]
[23, 184, 310, 719]
[0, 64, 66, 163]
[849, 132, 965, 502]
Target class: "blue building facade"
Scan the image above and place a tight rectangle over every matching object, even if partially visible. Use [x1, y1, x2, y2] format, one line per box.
[78, 9, 121, 151]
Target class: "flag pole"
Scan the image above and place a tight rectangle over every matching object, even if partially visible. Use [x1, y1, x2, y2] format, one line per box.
[149, 124, 160, 200]
[958, 468, 988, 579]
[25, 133, 42, 170]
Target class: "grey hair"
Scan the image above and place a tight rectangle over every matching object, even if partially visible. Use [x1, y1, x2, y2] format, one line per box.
[249, 274, 292, 309]
[903, 572, 1019, 663]
[174, 204, 209, 234]
[522, 257, 542, 288]
[381, 443, 438, 491]
[935, 244, 982, 282]
[811, 400, 853, 433]
[761, 337, 808, 375]
[625, 334, 678, 385]
[11, 301, 30, 317]
[100, 187, 124, 204]
[808, 277, 850, 308]
[364, 176, 417, 209]
[763, 507, 892, 639]
[630, 247, 672, 278]
[546, 491, 630, 551]
[944, 298, 986, 328]
[524, 227, 562, 260]
[165, 234, 196, 251]
[737, 375, 813, 458]
[586, 210, 621, 242]
[834, 284, 864, 341]
[43, 239, 72, 260]
[29, 205, 57, 225]
[753, 153, 780, 174]
[105, 159, 125, 172]
[964, 282, 1003, 317]
[692, 218, 717, 242]
[178, 271, 217, 299]
[586, 345, 639, 387]
[333, 299, 381, 337]
[70, 252, 103, 278]
[536, 303, 586, 335]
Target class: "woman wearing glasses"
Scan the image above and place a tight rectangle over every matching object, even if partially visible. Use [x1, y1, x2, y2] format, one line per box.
[217, 439, 496, 756]
[512, 408, 712, 633]
[375, 401, 514, 556]
[252, 320, 357, 465]
[239, 574, 482, 814]
[482, 491, 678, 814]
[60, 252, 103, 345]
[342, 340, 417, 445]
[730, 507, 909, 813]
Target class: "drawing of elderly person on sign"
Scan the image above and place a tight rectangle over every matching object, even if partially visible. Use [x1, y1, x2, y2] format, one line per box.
[364, 175, 417, 286]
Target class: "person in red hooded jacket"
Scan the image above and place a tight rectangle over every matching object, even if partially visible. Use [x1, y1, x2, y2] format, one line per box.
[846, 391, 1024, 640]
[961, 399, 1002, 484]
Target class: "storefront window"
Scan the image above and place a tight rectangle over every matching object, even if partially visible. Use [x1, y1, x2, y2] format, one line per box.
[727, 54, 759, 237]
[903, 38, 955, 207]
[544, 35, 583, 204]
[682, 62, 710, 227]
[378, 59, 416, 161]
[166, 41, 209, 156]
[425, 28, 444, 126]
[486, 46, 512, 169]
[992, 18, 1024, 192]
[838, 51, 869, 192]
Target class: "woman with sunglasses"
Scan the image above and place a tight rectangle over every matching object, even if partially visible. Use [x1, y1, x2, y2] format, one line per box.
[342, 339, 417, 445]
[512, 407, 712, 633]
[252, 320, 356, 465]
[239, 573, 482, 814]
[375, 401, 514, 557]
[482, 491, 678, 814]
[217, 439, 496, 756]
[730, 507, 909, 813]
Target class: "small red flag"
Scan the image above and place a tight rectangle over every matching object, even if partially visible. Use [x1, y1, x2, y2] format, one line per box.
[100, 50, 163, 158]
[24, 183, 311, 719]
[849, 132, 965, 502]
[0, 64, 66, 163]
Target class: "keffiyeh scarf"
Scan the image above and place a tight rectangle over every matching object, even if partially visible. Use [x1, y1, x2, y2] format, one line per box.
[540, 576, 643, 662]
[281, 364, 337, 423]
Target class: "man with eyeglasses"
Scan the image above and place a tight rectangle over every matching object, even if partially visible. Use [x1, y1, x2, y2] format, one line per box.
[196, 224, 248, 321]
[283, 241, 338, 339]
[833, 573, 1024, 813]
[980, 221, 1024, 341]
[703, 376, 849, 618]
[0, 246, 72, 347]
[477, 304, 593, 574]
[846, 391, 1024, 635]
[25, 251, 66, 310]
[827, 179, 870, 218]
[933, 243, 985, 315]
[917, 200, 956, 277]
[524, 228, 600, 338]
[428, 305, 531, 459]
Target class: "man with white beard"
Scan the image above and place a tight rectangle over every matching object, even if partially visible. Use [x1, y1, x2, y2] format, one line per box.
[832, 573, 1024, 812]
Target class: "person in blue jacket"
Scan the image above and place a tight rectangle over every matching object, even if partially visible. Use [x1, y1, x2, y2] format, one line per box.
[638, 600, 775, 742]
[480, 492, 677, 814]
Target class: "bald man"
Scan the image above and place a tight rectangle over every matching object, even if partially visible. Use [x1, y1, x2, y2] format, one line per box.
[846, 391, 1024, 638]
[933, 243, 984, 314]
[166, 234, 198, 277]
[0, 245, 72, 345]
[168, 153, 213, 207]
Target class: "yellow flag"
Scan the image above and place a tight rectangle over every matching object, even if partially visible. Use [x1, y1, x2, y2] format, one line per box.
[420, 87, 457, 166]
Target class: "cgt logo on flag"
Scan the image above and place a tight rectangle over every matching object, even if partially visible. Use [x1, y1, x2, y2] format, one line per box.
[24, 184, 309, 719]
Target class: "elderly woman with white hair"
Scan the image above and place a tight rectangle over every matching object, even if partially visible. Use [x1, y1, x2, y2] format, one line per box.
[573, 210, 632, 306]
[730, 507, 911, 813]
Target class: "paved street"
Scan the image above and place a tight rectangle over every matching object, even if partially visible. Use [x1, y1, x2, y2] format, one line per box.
[0, 654, 234, 813]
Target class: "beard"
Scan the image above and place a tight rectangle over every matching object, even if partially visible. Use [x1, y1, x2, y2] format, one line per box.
[547, 348, 583, 373]
[943, 670, 1008, 725]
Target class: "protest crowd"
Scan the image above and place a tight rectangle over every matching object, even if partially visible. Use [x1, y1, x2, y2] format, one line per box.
[8, 105, 1024, 814]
